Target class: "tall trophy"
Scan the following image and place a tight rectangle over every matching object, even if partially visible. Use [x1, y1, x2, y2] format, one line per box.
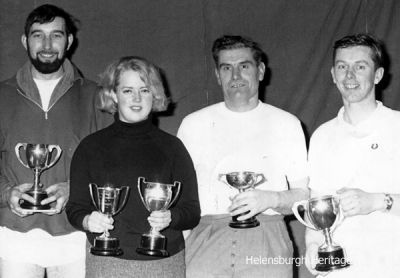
[15, 143, 62, 210]
[219, 171, 265, 228]
[292, 195, 350, 271]
[136, 177, 181, 257]
[89, 183, 130, 256]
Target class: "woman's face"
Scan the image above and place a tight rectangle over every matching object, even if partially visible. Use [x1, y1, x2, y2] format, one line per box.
[112, 70, 153, 123]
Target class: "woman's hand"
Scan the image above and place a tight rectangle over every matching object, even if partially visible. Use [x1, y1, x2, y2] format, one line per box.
[148, 210, 171, 232]
[83, 211, 114, 233]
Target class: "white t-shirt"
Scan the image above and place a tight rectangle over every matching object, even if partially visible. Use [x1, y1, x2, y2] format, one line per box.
[33, 77, 61, 111]
[178, 101, 308, 216]
[308, 102, 400, 278]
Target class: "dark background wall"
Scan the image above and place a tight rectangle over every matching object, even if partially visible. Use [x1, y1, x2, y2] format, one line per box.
[1, 1, 400, 277]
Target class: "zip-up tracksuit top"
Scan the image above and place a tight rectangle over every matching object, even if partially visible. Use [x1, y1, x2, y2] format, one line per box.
[0, 59, 112, 235]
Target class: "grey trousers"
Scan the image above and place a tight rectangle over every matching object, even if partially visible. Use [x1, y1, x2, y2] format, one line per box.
[86, 248, 185, 278]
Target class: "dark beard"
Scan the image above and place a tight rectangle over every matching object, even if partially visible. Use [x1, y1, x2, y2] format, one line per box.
[29, 55, 65, 74]
[27, 41, 68, 74]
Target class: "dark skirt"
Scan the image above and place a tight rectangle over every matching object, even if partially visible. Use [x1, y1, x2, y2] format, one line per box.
[185, 214, 294, 278]
[86, 245, 185, 278]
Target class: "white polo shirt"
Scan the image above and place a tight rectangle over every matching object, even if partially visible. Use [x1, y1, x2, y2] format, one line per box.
[309, 102, 400, 278]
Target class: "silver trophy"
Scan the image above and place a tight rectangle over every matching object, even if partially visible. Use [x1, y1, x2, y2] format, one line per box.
[292, 195, 349, 271]
[219, 171, 265, 228]
[15, 143, 62, 210]
[136, 177, 181, 257]
[89, 183, 130, 256]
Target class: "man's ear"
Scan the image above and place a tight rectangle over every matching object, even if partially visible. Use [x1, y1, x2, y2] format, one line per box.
[215, 68, 221, 86]
[258, 62, 265, 81]
[67, 34, 74, 51]
[331, 67, 337, 84]
[21, 34, 28, 51]
[374, 67, 384, 84]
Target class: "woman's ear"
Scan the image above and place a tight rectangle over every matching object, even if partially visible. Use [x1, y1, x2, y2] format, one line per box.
[111, 90, 118, 104]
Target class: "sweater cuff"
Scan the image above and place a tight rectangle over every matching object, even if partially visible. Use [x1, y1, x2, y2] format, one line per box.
[169, 207, 182, 229]
[0, 183, 14, 207]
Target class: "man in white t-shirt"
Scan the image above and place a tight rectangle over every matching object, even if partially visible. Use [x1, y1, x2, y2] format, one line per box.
[0, 4, 111, 278]
[306, 33, 400, 278]
[178, 35, 309, 278]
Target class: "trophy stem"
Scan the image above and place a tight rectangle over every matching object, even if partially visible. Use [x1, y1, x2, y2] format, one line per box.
[323, 228, 335, 249]
[33, 169, 41, 190]
[101, 230, 110, 238]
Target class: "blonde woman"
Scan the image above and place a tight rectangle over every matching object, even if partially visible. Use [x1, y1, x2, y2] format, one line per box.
[66, 56, 200, 278]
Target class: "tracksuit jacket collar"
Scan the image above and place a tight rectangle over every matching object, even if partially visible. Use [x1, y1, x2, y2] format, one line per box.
[14, 59, 83, 110]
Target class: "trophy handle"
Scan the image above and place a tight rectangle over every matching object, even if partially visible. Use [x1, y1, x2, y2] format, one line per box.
[331, 196, 344, 232]
[254, 173, 266, 187]
[14, 143, 29, 168]
[137, 177, 146, 208]
[88, 183, 100, 211]
[167, 181, 181, 209]
[114, 186, 130, 215]
[46, 145, 62, 169]
[292, 200, 317, 230]
[218, 174, 228, 185]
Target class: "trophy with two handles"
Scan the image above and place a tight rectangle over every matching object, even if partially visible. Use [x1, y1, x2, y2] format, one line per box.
[219, 171, 266, 228]
[89, 183, 130, 256]
[292, 195, 350, 271]
[136, 177, 181, 257]
[15, 143, 62, 211]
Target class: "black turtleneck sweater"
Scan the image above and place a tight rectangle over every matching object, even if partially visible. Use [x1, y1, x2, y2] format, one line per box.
[66, 116, 200, 260]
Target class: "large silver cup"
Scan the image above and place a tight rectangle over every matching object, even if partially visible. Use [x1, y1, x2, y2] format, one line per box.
[15, 143, 62, 210]
[136, 177, 181, 257]
[292, 195, 349, 271]
[89, 183, 130, 256]
[219, 171, 265, 228]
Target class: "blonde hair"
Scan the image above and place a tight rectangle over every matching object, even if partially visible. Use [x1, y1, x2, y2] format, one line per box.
[98, 56, 169, 113]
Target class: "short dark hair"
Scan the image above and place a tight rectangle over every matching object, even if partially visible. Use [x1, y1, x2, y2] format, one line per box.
[24, 4, 78, 37]
[212, 35, 264, 66]
[333, 33, 384, 69]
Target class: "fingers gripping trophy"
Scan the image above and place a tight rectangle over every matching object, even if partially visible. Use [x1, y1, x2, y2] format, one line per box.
[89, 183, 130, 256]
[219, 171, 265, 228]
[292, 195, 350, 271]
[136, 177, 181, 257]
[15, 143, 62, 211]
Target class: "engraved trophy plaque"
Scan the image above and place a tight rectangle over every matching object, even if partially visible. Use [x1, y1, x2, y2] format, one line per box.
[136, 177, 181, 257]
[292, 195, 350, 271]
[219, 171, 265, 228]
[89, 183, 130, 256]
[15, 143, 62, 210]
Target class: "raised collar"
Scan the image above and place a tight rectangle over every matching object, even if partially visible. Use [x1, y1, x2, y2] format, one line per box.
[111, 114, 154, 137]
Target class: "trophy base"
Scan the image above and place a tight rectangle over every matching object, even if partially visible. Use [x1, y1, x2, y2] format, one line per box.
[90, 237, 123, 256]
[136, 234, 169, 257]
[20, 191, 51, 210]
[315, 248, 350, 272]
[229, 214, 260, 229]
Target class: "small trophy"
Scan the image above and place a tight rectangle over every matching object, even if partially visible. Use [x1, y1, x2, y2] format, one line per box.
[89, 183, 130, 256]
[219, 171, 265, 228]
[292, 195, 350, 271]
[136, 177, 181, 257]
[15, 143, 62, 210]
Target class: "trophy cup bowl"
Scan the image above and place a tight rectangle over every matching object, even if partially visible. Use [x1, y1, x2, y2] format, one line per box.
[15, 143, 62, 211]
[219, 171, 266, 229]
[89, 183, 130, 256]
[136, 177, 181, 257]
[292, 195, 350, 271]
